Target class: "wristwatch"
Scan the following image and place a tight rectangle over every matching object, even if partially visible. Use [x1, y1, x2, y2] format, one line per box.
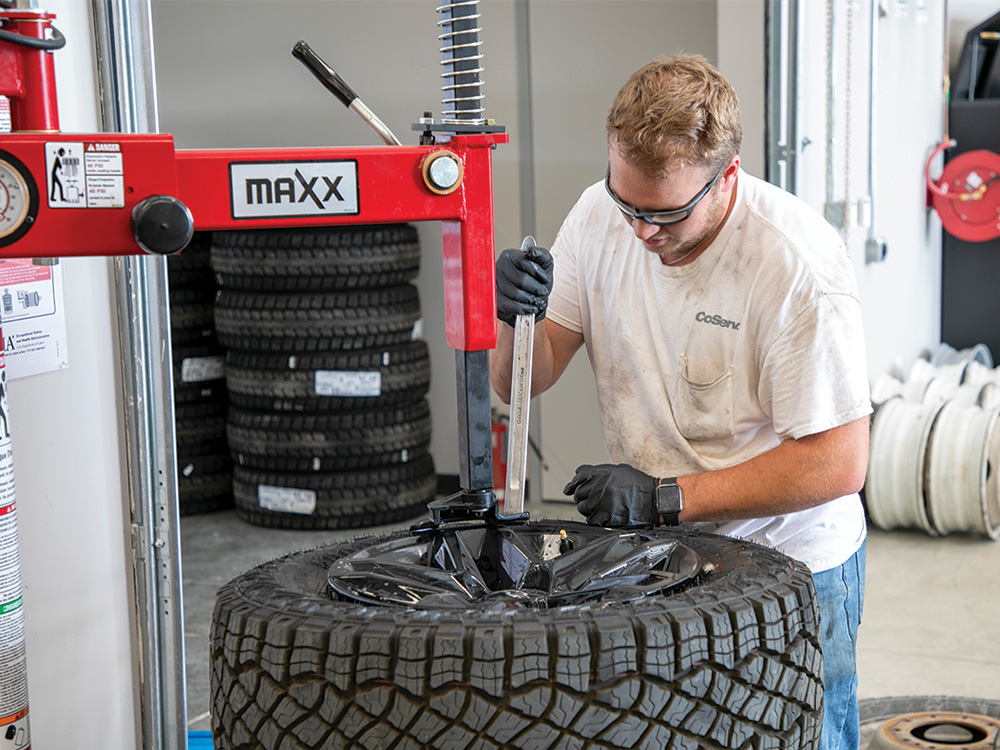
[655, 477, 683, 526]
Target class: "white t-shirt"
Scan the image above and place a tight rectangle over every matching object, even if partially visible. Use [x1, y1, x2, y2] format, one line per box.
[547, 170, 872, 573]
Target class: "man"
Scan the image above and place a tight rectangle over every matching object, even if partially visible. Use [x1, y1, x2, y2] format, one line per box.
[490, 55, 871, 750]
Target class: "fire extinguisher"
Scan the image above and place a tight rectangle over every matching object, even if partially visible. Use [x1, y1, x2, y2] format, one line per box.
[0, 347, 30, 748]
[491, 409, 508, 502]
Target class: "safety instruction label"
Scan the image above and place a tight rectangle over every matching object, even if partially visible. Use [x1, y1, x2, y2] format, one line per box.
[314, 370, 382, 397]
[45, 141, 125, 209]
[258, 485, 316, 516]
[0, 259, 69, 380]
[0, 261, 55, 323]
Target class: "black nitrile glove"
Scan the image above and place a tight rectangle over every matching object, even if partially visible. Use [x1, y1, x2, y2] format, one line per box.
[495, 244, 554, 326]
[564, 463, 659, 528]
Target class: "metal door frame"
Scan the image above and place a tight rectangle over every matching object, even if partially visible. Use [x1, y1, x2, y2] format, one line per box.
[91, 1, 187, 748]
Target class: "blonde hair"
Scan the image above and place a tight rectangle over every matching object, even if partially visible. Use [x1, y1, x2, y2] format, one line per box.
[606, 54, 742, 178]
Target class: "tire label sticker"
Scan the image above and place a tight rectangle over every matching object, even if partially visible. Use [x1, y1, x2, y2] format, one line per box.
[315, 370, 382, 397]
[229, 159, 359, 219]
[258, 485, 316, 516]
[180, 355, 225, 383]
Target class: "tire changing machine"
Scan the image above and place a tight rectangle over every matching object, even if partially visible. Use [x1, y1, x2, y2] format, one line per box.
[0, 1, 510, 746]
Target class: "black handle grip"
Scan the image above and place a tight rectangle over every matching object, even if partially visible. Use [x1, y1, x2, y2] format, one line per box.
[292, 41, 357, 109]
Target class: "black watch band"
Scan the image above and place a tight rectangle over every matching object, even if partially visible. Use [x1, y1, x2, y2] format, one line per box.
[655, 476, 683, 526]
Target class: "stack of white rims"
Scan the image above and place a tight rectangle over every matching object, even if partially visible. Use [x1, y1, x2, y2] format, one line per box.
[867, 343, 1000, 539]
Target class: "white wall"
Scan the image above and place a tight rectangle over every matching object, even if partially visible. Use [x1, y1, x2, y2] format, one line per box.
[795, 0, 946, 380]
[717, 0, 765, 177]
[8, 1, 139, 748]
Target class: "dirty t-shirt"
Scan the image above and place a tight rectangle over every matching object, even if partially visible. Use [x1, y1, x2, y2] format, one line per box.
[546, 170, 871, 573]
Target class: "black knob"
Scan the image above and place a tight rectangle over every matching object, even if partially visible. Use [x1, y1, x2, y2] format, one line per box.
[131, 195, 194, 255]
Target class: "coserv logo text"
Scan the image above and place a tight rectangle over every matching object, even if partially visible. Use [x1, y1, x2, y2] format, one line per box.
[695, 311, 741, 330]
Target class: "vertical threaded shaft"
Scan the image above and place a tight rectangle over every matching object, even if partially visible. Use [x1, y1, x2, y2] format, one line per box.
[437, 0, 485, 123]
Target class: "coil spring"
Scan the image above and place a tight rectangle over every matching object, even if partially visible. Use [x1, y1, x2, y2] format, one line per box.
[437, 0, 485, 123]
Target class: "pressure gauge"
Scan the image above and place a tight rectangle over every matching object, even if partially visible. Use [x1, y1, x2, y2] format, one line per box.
[0, 151, 38, 247]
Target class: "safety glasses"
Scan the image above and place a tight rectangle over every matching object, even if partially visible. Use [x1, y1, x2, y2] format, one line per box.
[604, 164, 723, 226]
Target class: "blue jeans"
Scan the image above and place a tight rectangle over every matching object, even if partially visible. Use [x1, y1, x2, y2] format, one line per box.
[812, 542, 866, 750]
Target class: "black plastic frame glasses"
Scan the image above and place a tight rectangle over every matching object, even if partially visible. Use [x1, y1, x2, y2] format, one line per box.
[604, 165, 723, 226]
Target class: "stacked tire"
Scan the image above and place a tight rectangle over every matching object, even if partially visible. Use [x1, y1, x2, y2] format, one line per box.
[210, 225, 437, 530]
[167, 231, 235, 516]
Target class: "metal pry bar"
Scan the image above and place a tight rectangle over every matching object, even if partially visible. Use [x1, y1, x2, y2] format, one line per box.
[292, 41, 402, 146]
[502, 235, 537, 518]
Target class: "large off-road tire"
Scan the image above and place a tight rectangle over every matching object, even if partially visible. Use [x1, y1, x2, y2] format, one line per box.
[224, 341, 430, 413]
[210, 225, 421, 292]
[211, 524, 824, 750]
[232, 455, 436, 530]
[213, 285, 421, 353]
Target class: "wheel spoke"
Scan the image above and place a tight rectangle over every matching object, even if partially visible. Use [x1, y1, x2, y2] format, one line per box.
[549, 533, 688, 594]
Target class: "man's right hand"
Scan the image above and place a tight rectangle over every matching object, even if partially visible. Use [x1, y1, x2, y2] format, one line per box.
[495, 244, 554, 326]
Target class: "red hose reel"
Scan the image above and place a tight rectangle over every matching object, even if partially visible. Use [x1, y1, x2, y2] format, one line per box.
[928, 144, 1000, 242]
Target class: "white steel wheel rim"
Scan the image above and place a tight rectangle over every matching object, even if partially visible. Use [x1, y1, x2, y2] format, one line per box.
[908, 358, 936, 383]
[928, 342, 993, 368]
[901, 379, 931, 402]
[871, 374, 903, 406]
[979, 382, 1000, 409]
[966, 343, 994, 367]
[922, 378, 957, 405]
[909, 359, 967, 386]
[962, 360, 994, 387]
[987, 425, 1000, 539]
[867, 398, 943, 533]
[948, 381, 1000, 409]
[925, 403, 1000, 538]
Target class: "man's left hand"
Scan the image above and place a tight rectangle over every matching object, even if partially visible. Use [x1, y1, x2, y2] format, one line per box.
[564, 463, 659, 528]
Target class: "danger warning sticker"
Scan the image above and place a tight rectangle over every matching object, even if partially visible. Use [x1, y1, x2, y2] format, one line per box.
[45, 141, 125, 209]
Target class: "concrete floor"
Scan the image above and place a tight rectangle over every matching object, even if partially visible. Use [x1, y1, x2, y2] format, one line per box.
[180, 500, 1000, 734]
